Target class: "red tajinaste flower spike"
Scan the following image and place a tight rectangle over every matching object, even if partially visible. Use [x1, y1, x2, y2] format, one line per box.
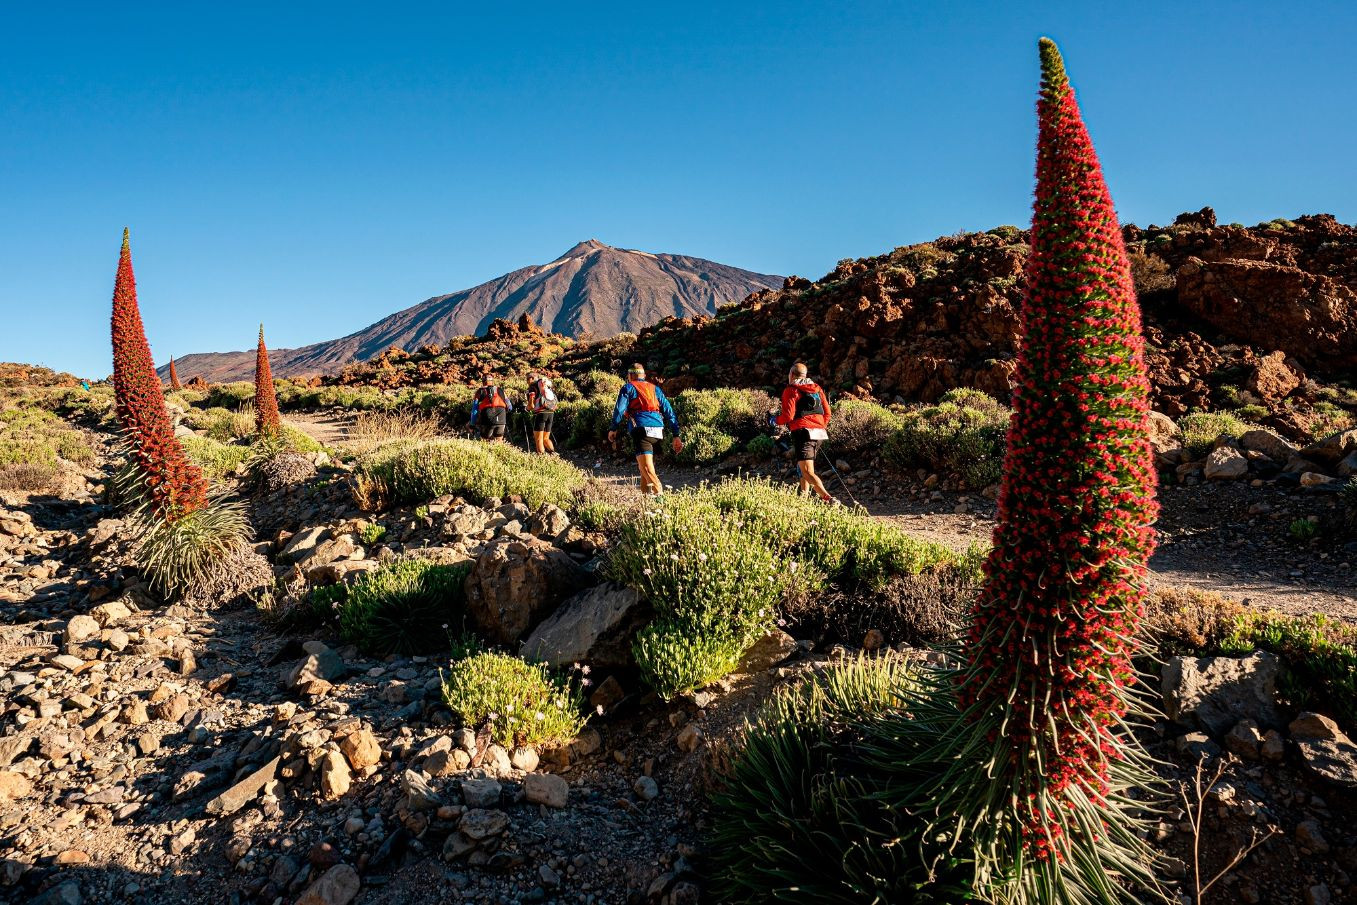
[111, 229, 208, 521]
[958, 38, 1159, 860]
[168, 356, 182, 390]
[255, 324, 282, 436]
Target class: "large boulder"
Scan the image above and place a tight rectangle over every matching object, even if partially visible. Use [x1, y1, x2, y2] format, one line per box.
[1290, 712, 1357, 791]
[1301, 428, 1357, 466]
[1162, 651, 1282, 735]
[520, 583, 649, 668]
[1244, 350, 1301, 403]
[1240, 428, 1299, 464]
[464, 536, 591, 645]
[1203, 446, 1248, 480]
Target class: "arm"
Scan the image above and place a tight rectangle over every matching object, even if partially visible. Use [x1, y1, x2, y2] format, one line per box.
[610, 384, 634, 431]
[656, 388, 681, 437]
[774, 387, 795, 426]
[821, 390, 832, 421]
[469, 396, 480, 424]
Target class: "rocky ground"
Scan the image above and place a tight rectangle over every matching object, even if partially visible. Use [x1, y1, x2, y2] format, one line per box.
[1, 413, 1356, 905]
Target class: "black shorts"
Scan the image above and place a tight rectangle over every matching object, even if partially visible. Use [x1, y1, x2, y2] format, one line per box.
[631, 427, 659, 456]
[479, 408, 507, 439]
[791, 429, 821, 462]
[532, 411, 554, 433]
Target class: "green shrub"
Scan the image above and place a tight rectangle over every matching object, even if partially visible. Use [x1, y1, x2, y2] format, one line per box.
[709, 656, 971, 903]
[133, 502, 253, 597]
[359, 522, 387, 545]
[605, 494, 788, 698]
[1221, 612, 1357, 728]
[181, 435, 251, 481]
[1177, 411, 1251, 459]
[337, 558, 470, 656]
[1289, 518, 1319, 542]
[884, 391, 1009, 488]
[354, 438, 587, 510]
[203, 382, 255, 409]
[673, 422, 738, 466]
[187, 406, 255, 441]
[697, 478, 966, 591]
[672, 388, 771, 440]
[440, 651, 587, 747]
[826, 399, 903, 454]
[745, 434, 776, 458]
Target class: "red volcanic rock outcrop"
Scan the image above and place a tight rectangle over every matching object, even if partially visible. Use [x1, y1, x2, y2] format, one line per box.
[628, 211, 1357, 435]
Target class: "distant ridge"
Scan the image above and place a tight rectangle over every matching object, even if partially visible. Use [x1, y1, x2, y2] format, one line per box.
[166, 241, 782, 382]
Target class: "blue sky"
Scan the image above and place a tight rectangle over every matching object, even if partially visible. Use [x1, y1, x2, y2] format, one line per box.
[4, 1, 1354, 378]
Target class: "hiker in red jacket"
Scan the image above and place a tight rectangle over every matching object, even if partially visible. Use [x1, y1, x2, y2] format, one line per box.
[774, 362, 834, 502]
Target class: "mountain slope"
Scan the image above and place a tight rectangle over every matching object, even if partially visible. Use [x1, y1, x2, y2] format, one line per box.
[167, 240, 782, 382]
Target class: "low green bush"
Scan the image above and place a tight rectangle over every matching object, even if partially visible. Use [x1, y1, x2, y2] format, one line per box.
[884, 389, 1009, 488]
[440, 651, 587, 748]
[1177, 411, 1251, 460]
[359, 522, 387, 545]
[673, 422, 738, 466]
[605, 494, 789, 698]
[1221, 612, 1357, 728]
[605, 479, 970, 697]
[181, 435, 251, 481]
[203, 382, 255, 409]
[745, 434, 775, 458]
[354, 438, 587, 510]
[697, 478, 968, 591]
[826, 399, 903, 455]
[672, 388, 771, 440]
[337, 558, 470, 656]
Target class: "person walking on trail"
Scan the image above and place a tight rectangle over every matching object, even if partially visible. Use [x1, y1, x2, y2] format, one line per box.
[774, 362, 835, 502]
[525, 373, 559, 455]
[607, 364, 682, 496]
[469, 374, 512, 442]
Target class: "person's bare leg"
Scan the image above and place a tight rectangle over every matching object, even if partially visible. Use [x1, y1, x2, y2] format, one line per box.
[532, 431, 545, 454]
[637, 455, 660, 495]
[545, 432, 556, 454]
[799, 461, 831, 501]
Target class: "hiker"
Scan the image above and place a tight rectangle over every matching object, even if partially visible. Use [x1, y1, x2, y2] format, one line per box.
[774, 362, 834, 502]
[607, 364, 682, 495]
[525, 373, 558, 455]
[469, 373, 512, 442]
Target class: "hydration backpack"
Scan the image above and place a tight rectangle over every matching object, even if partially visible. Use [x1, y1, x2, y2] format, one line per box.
[533, 379, 558, 412]
[626, 380, 661, 415]
[793, 383, 826, 419]
[476, 385, 507, 408]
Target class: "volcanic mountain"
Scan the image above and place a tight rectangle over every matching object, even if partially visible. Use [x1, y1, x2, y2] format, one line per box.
[166, 240, 782, 382]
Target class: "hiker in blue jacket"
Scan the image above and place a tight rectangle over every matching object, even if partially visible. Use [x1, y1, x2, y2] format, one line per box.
[607, 364, 682, 495]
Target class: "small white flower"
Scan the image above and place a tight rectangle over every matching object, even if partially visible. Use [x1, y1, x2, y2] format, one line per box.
[581, 678, 592, 687]
[697, 553, 707, 562]
[441, 623, 449, 629]
[535, 711, 546, 721]
[488, 711, 499, 721]
[643, 568, 653, 576]
[581, 665, 590, 675]
[595, 704, 605, 715]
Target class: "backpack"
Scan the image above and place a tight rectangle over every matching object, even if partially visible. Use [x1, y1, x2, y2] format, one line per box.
[476, 385, 506, 408]
[533, 379, 558, 412]
[626, 380, 661, 415]
[792, 383, 826, 419]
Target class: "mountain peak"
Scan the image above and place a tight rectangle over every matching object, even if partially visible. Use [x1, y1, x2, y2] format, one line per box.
[557, 239, 609, 259]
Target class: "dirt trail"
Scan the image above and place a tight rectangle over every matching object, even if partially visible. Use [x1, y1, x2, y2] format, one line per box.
[282, 412, 352, 446]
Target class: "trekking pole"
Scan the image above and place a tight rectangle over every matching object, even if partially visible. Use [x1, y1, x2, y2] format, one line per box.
[817, 446, 862, 508]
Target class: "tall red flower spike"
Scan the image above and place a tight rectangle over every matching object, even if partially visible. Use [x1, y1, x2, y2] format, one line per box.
[111, 229, 208, 521]
[168, 356, 182, 390]
[255, 324, 282, 435]
[959, 38, 1159, 863]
